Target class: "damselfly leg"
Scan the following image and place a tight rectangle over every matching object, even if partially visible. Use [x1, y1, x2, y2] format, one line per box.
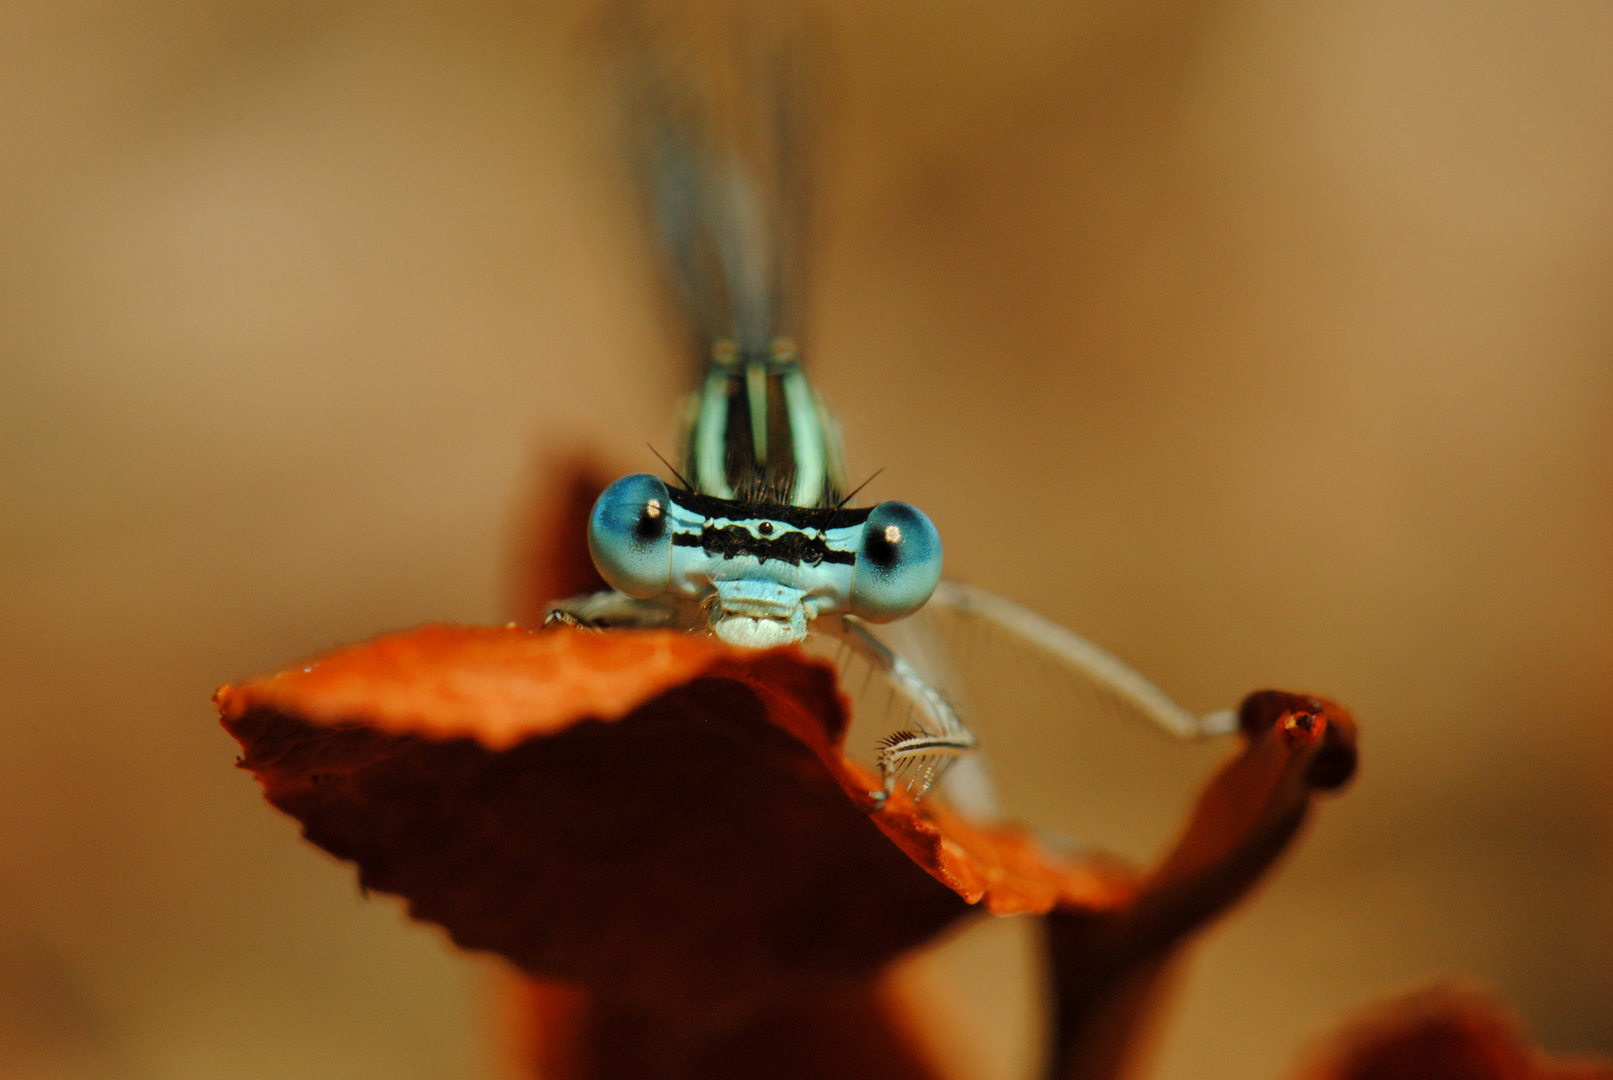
[818, 615, 976, 803]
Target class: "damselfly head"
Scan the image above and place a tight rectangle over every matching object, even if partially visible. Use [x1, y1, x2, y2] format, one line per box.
[587, 473, 944, 647]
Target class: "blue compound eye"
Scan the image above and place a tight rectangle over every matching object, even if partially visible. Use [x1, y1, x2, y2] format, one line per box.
[588, 473, 674, 599]
[849, 501, 942, 622]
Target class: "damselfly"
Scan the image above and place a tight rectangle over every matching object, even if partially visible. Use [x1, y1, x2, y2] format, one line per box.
[548, 3, 1236, 805]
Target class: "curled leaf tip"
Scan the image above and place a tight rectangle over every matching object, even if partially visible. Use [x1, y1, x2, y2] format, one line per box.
[1239, 688, 1358, 791]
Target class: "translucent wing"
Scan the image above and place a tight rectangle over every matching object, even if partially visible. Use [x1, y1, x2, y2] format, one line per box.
[926, 581, 1238, 740]
[608, 0, 817, 367]
[805, 582, 1238, 839]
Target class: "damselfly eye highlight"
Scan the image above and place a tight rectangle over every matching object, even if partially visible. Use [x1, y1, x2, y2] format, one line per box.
[849, 501, 942, 622]
[588, 473, 674, 599]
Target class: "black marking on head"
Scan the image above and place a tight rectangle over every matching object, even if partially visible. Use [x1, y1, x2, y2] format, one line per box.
[667, 488, 872, 530]
[673, 525, 855, 566]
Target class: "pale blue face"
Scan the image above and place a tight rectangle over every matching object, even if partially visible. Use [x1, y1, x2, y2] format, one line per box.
[587, 473, 943, 647]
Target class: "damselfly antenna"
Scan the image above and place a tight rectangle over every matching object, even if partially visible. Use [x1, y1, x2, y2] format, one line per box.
[647, 443, 696, 493]
[835, 467, 884, 509]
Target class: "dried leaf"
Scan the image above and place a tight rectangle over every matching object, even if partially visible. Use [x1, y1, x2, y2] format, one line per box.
[216, 625, 1116, 1021]
[222, 451, 1368, 1078]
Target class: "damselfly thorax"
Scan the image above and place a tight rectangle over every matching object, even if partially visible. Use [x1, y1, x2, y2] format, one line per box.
[683, 337, 843, 507]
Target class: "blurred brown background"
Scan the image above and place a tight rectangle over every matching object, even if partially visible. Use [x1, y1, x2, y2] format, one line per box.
[2, 2, 1609, 1078]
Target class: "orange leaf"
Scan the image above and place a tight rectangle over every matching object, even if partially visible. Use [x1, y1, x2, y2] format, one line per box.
[217, 625, 1123, 1020]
